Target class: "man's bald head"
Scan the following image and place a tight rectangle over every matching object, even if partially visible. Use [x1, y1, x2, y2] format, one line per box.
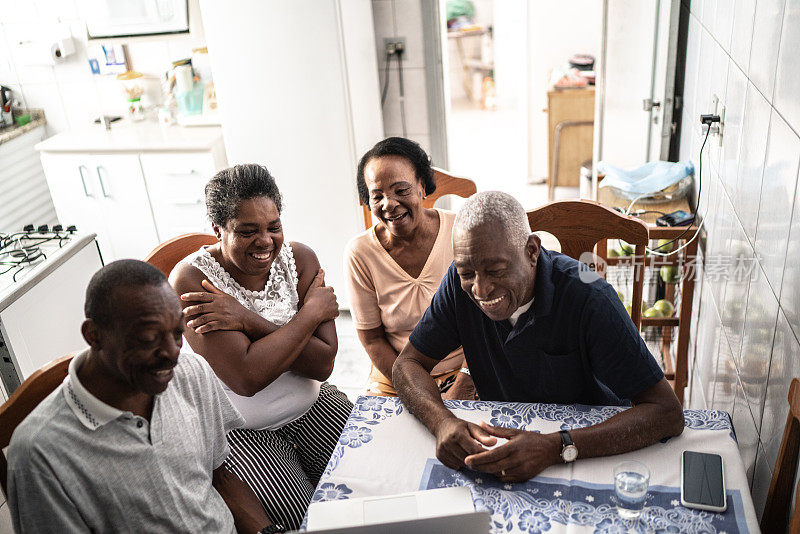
[453, 191, 531, 247]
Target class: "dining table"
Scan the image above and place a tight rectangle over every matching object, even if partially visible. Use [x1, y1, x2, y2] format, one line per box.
[304, 396, 758, 533]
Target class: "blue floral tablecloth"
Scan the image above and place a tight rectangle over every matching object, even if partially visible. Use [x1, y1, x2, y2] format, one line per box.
[305, 397, 757, 533]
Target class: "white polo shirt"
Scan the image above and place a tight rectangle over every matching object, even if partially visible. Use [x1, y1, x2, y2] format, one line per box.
[7, 351, 245, 534]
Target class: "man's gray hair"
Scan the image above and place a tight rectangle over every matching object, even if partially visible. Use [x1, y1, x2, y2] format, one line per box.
[454, 191, 531, 247]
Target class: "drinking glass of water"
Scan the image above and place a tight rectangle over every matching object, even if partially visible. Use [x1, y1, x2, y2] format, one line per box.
[614, 461, 650, 519]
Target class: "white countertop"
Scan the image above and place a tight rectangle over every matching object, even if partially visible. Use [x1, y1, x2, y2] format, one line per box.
[35, 119, 224, 153]
[0, 234, 98, 312]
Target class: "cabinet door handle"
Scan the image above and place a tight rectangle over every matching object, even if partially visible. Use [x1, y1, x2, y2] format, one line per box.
[96, 166, 111, 198]
[78, 165, 93, 197]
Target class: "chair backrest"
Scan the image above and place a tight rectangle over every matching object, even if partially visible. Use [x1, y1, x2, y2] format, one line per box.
[0, 353, 76, 496]
[526, 200, 649, 329]
[144, 233, 217, 277]
[360, 167, 477, 230]
[762, 378, 800, 533]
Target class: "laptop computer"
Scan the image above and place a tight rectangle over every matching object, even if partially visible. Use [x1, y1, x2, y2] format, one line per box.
[299, 486, 489, 533]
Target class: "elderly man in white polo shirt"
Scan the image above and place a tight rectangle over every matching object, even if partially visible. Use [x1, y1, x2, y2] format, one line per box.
[7, 260, 283, 534]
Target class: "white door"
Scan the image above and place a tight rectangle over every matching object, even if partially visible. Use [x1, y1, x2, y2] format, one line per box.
[597, 0, 680, 169]
[646, 0, 681, 162]
[40, 153, 110, 255]
[89, 154, 161, 260]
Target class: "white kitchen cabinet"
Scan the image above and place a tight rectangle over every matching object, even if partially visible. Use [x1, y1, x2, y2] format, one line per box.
[140, 152, 216, 239]
[40, 153, 160, 260]
[37, 122, 227, 262]
[93, 154, 161, 259]
[40, 153, 115, 258]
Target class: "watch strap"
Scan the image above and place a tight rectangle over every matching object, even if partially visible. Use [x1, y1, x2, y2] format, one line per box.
[260, 525, 286, 534]
[559, 430, 574, 447]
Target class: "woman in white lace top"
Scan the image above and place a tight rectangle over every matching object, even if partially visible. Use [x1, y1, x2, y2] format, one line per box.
[170, 164, 353, 531]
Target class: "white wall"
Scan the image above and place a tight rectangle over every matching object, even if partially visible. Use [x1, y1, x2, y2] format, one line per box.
[372, 0, 434, 155]
[0, 0, 207, 137]
[527, 0, 602, 181]
[679, 0, 800, 519]
[200, 0, 383, 305]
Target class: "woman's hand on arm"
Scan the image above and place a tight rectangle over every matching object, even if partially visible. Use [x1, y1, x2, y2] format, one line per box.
[182, 279, 279, 340]
[287, 242, 340, 381]
[171, 263, 322, 396]
[356, 326, 399, 380]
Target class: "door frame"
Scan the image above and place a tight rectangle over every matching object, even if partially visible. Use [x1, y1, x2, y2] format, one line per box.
[421, 0, 449, 170]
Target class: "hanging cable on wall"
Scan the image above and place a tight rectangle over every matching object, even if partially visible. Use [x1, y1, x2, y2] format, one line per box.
[381, 51, 392, 106]
[396, 46, 407, 137]
[380, 40, 408, 137]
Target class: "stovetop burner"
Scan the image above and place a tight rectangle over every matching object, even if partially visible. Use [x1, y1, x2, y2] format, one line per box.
[1, 225, 76, 282]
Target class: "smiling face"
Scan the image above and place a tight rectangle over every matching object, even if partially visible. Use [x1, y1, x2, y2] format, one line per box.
[364, 155, 426, 238]
[453, 221, 540, 321]
[91, 282, 185, 396]
[214, 196, 284, 279]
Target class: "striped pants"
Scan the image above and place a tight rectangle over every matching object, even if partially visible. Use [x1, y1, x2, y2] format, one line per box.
[223, 382, 354, 530]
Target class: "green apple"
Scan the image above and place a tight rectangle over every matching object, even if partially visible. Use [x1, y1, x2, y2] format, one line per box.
[660, 265, 681, 284]
[619, 242, 634, 256]
[608, 248, 620, 258]
[656, 239, 674, 253]
[625, 303, 632, 316]
[653, 299, 675, 317]
[643, 307, 665, 318]
[617, 290, 624, 302]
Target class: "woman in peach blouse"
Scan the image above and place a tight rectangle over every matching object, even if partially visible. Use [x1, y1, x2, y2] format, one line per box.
[344, 137, 473, 398]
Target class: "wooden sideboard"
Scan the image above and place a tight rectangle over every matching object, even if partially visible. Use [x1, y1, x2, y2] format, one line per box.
[546, 87, 594, 195]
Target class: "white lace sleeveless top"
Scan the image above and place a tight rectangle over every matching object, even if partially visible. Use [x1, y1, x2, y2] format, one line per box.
[182, 243, 321, 430]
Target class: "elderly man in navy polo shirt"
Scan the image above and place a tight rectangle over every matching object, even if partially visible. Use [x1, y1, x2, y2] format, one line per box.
[393, 191, 684, 482]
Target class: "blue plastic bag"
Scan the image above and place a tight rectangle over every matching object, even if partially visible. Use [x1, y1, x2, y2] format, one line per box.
[597, 160, 694, 196]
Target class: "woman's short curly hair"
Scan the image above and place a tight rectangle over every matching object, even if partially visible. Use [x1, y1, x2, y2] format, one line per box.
[356, 137, 436, 206]
[205, 164, 283, 227]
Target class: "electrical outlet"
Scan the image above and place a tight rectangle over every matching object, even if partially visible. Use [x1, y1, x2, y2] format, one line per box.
[711, 94, 725, 146]
[383, 37, 406, 56]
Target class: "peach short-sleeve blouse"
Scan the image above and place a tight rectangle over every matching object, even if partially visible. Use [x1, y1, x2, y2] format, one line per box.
[343, 209, 465, 388]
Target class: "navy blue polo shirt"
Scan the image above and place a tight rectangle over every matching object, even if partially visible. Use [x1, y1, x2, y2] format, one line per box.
[409, 247, 664, 406]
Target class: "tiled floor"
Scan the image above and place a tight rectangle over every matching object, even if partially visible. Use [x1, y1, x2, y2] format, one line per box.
[328, 311, 372, 403]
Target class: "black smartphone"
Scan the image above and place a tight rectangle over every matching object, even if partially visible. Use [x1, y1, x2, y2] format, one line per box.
[656, 210, 695, 227]
[681, 450, 727, 512]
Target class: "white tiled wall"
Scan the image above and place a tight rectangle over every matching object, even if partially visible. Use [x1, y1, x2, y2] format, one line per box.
[681, 0, 800, 520]
[0, 0, 206, 137]
[371, 0, 432, 155]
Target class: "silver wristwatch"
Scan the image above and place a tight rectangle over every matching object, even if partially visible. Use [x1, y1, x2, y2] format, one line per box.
[559, 430, 578, 463]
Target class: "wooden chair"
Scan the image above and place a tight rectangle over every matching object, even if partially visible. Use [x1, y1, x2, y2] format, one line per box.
[762, 378, 800, 533]
[144, 233, 217, 277]
[526, 200, 649, 329]
[0, 353, 76, 496]
[360, 167, 477, 230]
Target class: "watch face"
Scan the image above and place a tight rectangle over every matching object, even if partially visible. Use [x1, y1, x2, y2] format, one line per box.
[562, 444, 578, 462]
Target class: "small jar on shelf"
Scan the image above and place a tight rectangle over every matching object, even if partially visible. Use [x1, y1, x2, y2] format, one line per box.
[117, 71, 146, 122]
